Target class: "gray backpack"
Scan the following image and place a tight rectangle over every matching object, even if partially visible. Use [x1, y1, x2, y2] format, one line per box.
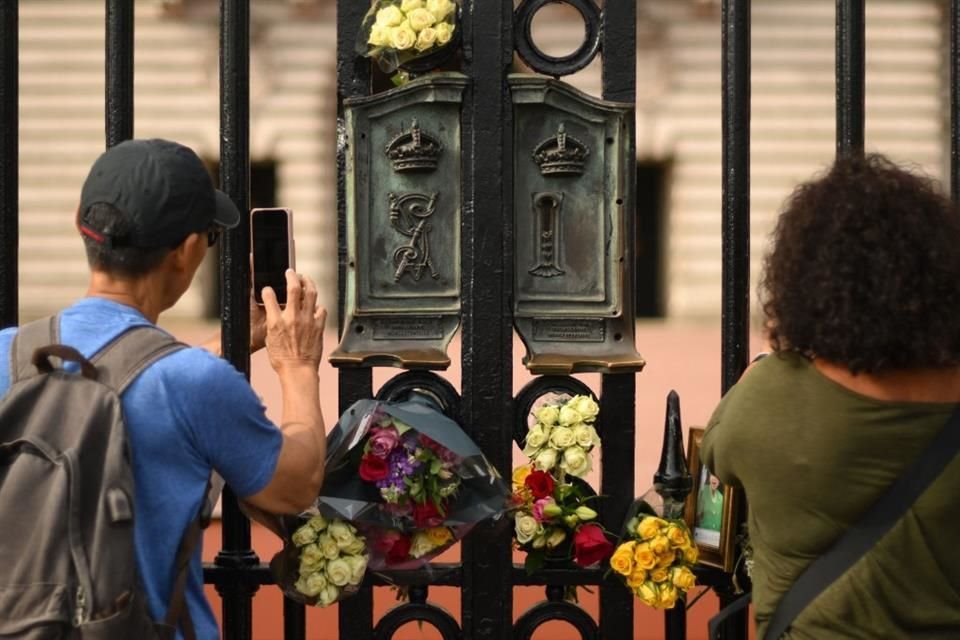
[0, 315, 209, 639]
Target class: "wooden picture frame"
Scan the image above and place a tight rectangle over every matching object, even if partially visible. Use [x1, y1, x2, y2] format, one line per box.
[683, 427, 739, 572]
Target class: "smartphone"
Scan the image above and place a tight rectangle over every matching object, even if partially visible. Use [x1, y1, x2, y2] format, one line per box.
[251, 207, 295, 306]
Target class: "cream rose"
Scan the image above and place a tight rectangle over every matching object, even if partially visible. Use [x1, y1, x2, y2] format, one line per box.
[535, 404, 560, 426]
[514, 513, 541, 544]
[523, 423, 550, 455]
[415, 27, 438, 52]
[345, 554, 368, 586]
[342, 537, 366, 556]
[534, 447, 558, 471]
[328, 521, 357, 550]
[300, 543, 325, 566]
[573, 424, 600, 450]
[558, 405, 582, 426]
[375, 5, 405, 27]
[317, 533, 341, 560]
[389, 21, 417, 50]
[292, 523, 318, 547]
[295, 571, 328, 597]
[559, 445, 591, 477]
[435, 21, 454, 45]
[426, 0, 456, 20]
[368, 23, 389, 47]
[548, 426, 576, 449]
[317, 584, 340, 607]
[407, 7, 436, 32]
[410, 531, 439, 559]
[325, 557, 353, 587]
[545, 528, 566, 549]
[571, 395, 599, 422]
[298, 555, 324, 577]
[307, 514, 328, 532]
[574, 506, 598, 521]
[400, 0, 424, 11]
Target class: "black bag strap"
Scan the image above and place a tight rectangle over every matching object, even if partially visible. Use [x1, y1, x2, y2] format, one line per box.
[761, 405, 960, 640]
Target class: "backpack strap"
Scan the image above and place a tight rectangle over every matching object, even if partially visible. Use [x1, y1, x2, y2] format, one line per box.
[90, 325, 186, 394]
[9, 314, 59, 384]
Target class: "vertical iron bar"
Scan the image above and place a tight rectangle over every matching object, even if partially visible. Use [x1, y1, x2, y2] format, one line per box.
[0, 0, 16, 330]
[105, 0, 134, 147]
[836, 0, 865, 156]
[951, 0, 960, 203]
[600, 1, 637, 638]
[216, 2, 257, 639]
[720, 1, 751, 638]
[335, 0, 373, 638]
[460, 1, 514, 638]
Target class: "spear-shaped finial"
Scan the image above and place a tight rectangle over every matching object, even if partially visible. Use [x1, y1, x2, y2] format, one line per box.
[653, 390, 693, 518]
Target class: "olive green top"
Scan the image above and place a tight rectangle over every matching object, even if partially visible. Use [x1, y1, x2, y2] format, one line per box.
[701, 352, 960, 639]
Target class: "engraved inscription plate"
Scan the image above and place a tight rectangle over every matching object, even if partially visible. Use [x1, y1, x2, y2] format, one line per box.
[532, 318, 605, 343]
[373, 316, 444, 341]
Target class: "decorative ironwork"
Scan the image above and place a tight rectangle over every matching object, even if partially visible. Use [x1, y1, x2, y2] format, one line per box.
[376, 370, 462, 423]
[532, 125, 589, 177]
[389, 192, 441, 283]
[514, 586, 599, 640]
[529, 191, 565, 277]
[373, 586, 462, 640]
[385, 119, 443, 173]
[514, 0, 602, 77]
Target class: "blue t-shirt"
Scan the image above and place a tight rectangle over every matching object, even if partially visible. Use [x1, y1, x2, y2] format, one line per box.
[0, 298, 282, 640]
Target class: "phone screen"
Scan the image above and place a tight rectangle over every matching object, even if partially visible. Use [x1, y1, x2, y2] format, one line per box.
[252, 209, 292, 305]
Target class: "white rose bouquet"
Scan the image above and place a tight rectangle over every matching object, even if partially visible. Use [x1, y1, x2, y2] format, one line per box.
[522, 394, 601, 481]
[271, 512, 370, 607]
[357, 0, 459, 74]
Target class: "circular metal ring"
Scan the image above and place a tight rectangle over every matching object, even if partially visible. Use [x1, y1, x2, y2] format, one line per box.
[376, 371, 462, 423]
[513, 600, 599, 640]
[514, 0, 602, 77]
[374, 602, 462, 640]
[514, 375, 597, 449]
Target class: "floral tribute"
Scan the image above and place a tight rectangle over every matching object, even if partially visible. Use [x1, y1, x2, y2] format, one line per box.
[270, 395, 509, 606]
[511, 394, 614, 574]
[288, 515, 368, 607]
[358, 0, 458, 74]
[609, 506, 698, 610]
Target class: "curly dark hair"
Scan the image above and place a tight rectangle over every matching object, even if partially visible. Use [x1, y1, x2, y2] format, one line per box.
[760, 153, 960, 373]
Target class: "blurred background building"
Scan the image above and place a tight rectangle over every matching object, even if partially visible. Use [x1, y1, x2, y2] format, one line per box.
[16, 0, 948, 323]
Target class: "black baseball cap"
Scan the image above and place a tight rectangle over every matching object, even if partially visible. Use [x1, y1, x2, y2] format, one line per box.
[78, 138, 240, 248]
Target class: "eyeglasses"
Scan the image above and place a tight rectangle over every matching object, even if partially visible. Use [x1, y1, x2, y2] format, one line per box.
[206, 226, 221, 247]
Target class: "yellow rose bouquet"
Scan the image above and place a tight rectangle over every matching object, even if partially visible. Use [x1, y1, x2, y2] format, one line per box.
[609, 499, 698, 610]
[357, 0, 459, 74]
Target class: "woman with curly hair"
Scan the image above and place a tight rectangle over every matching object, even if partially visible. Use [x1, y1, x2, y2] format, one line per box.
[701, 153, 960, 639]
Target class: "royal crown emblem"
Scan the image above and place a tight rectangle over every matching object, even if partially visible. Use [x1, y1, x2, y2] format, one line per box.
[532, 123, 590, 177]
[385, 119, 443, 173]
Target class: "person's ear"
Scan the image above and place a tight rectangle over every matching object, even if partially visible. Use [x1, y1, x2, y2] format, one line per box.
[170, 232, 205, 271]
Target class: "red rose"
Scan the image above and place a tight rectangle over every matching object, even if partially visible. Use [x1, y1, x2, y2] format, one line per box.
[359, 454, 389, 482]
[524, 470, 556, 499]
[572, 523, 614, 568]
[386, 535, 412, 564]
[412, 500, 444, 528]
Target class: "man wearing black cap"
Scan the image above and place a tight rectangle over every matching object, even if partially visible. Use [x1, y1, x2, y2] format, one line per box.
[0, 139, 328, 639]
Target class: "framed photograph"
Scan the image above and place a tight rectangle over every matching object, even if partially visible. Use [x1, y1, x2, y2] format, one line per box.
[683, 427, 739, 571]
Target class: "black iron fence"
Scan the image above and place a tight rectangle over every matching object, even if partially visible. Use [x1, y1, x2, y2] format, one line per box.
[3, 0, 957, 638]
